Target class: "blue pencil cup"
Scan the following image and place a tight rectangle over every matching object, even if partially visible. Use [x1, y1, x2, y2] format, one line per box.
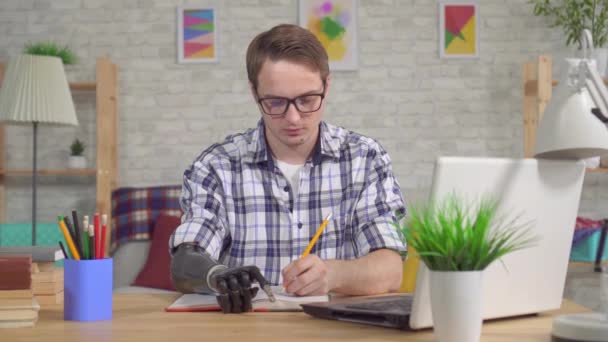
[64, 258, 113, 321]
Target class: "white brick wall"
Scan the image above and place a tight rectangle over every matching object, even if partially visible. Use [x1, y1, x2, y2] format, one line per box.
[1, 0, 603, 223]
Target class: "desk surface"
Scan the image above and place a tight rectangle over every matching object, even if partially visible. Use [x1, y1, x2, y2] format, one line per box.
[4, 294, 589, 342]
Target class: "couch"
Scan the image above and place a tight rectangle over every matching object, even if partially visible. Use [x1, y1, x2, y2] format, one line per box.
[111, 185, 181, 294]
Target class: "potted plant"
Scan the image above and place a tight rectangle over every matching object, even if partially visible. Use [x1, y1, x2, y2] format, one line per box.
[24, 41, 77, 65]
[68, 139, 86, 169]
[529, 0, 608, 75]
[394, 194, 536, 342]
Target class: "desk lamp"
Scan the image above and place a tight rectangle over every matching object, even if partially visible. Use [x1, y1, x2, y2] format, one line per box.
[534, 30, 608, 342]
[0, 54, 78, 245]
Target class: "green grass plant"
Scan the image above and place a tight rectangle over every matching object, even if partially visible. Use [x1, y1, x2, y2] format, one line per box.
[24, 42, 77, 65]
[394, 194, 537, 271]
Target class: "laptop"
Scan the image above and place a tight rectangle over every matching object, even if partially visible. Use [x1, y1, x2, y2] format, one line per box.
[302, 157, 586, 330]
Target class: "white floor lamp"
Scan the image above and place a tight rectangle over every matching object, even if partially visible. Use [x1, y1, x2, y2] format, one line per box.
[534, 30, 608, 342]
[0, 54, 78, 245]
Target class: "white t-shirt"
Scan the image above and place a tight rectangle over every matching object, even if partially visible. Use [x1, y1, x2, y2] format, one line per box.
[276, 159, 304, 199]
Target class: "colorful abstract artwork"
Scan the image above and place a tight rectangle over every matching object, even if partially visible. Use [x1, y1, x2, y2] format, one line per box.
[439, 2, 479, 58]
[298, 0, 358, 70]
[177, 7, 218, 63]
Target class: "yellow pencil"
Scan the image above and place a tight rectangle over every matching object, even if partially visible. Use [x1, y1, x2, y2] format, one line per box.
[58, 216, 81, 260]
[301, 213, 333, 258]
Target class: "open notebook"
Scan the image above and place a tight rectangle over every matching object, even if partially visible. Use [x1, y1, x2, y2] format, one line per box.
[165, 286, 329, 312]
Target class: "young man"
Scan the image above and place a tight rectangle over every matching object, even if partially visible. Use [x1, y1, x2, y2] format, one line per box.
[170, 24, 406, 313]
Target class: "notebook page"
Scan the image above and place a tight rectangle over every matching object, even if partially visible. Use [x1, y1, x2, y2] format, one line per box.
[167, 286, 329, 311]
[255, 286, 329, 303]
[168, 293, 218, 309]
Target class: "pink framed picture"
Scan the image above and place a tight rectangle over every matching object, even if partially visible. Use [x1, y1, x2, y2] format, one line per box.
[177, 6, 218, 64]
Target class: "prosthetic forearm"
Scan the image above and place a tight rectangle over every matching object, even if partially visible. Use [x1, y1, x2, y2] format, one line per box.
[170, 243, 227, 294]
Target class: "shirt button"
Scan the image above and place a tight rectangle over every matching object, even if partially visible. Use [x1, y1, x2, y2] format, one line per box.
[298, 222, 303, 229]
[283, 186, 289, 192]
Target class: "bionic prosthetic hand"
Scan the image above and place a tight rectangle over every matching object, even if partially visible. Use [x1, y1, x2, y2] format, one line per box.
[171, 243, 275, 313]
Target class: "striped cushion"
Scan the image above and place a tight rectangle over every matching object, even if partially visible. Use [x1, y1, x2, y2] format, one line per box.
[111, 185, 182, 252]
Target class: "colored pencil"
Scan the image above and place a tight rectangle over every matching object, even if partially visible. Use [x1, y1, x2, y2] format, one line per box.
[82, 229, 89, 260]
[100, 214, 107, 259]
[58, 241, 69, 260]
[83, 216, 90, 259]
[58, 216, 80, 260]
[71, 210, 83, 259]
[89, 224, 95, 260]
[64, 215, 83, 259]
[94, 214, 100, 259]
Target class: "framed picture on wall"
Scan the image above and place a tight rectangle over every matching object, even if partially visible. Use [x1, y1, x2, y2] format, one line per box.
[177, 6, 218, 63]
[439, 1, 479, 59]
[298, 0, 358, 71]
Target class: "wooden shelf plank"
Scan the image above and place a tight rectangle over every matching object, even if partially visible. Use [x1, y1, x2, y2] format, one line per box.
[0, 169, 96, 175]
[525, 78, 608, 93]
[70, 82, 96, 91]
[551, 78, 608, 87]
[586, 167, 608, 173]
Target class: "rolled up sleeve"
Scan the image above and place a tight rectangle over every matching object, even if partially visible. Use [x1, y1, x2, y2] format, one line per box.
[170, 160, 228, 260]
[352, 146, 407, 257]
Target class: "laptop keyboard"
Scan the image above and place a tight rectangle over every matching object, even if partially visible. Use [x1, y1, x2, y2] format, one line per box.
[345, 295, 413, 313]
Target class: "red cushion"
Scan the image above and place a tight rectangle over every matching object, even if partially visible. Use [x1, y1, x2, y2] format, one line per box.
[131, 214, 180, 290]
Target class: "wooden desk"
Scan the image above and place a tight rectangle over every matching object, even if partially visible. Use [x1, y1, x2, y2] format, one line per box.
[4, 294, 590, 342]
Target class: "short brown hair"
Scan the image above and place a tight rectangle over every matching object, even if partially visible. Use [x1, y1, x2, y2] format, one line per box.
[246, 24, 329, 89]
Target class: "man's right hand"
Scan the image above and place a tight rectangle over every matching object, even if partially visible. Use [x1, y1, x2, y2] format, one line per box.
[210, 265, 270, 313]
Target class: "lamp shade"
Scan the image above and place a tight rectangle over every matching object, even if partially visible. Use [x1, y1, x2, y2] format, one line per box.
[535, 58, 608, 159]
[0, 54, 78, 126]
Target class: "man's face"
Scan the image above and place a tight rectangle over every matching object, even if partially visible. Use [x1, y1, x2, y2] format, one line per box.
[253, 59, 328, 152]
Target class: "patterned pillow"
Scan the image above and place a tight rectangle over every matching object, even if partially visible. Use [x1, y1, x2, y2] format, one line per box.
[111, 185, 182, 252]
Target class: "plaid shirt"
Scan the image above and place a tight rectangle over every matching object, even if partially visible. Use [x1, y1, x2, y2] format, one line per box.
[170, 120, 406, 285]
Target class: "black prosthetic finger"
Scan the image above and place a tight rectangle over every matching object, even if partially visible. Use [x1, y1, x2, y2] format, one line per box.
[216, 293, 231, 314]
[216, 278, 232, 313]
[239, 272, 253, 311]
[246, 266, 269, 287]
[217, 278, 229, 294]
[227, 275, 243, 313]
[239, 272, 252, 288]
[241, 289, 252, 312]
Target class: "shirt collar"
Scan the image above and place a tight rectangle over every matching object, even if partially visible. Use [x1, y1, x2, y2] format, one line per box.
[245, 119, 341, 166]
[315, 121, 341, 163]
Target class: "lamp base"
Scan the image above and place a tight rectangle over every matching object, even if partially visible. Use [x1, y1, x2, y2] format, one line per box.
[551, 312, 608, 341]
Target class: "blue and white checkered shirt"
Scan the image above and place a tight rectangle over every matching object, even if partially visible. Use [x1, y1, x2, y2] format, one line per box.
[170, 120, 406, 285]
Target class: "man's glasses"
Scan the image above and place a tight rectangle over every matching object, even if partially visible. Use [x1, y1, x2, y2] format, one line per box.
[256, 83, 326, 116]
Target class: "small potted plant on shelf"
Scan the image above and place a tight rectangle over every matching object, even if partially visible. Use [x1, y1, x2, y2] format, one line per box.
[529, 0, 608, 75]
[68, 138, 86, 169]
[393, 194, 536, 342]
[24, 41, 77, 65]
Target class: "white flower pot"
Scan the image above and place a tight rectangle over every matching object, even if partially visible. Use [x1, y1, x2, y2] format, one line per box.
[430, 270, 484, 342]
[68, 155, 86, 169]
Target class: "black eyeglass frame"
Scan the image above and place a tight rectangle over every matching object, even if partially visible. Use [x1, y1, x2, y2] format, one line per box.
[255, 81, 326, 116]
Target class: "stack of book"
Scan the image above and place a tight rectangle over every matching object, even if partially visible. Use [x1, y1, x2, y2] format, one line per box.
[0, 247, 64, 308]
[32, 262, 64, 306]
[0, 255, 40, 328]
